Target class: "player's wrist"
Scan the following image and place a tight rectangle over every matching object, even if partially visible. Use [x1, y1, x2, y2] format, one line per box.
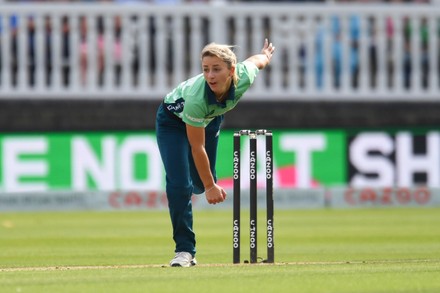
[204, 182, 216, 192]
[205, 185, 215, 193]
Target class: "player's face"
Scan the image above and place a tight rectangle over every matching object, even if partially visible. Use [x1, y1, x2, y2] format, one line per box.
[202, 56, 234, 98]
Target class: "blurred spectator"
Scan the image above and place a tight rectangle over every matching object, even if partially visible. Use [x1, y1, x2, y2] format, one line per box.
[129, 16, 140, 86]
[298, 40, 306, 88]
[10, 15, 19, 87]
[79, 16, 88, 86]
[44, 16, 53, 86]
[28, 16, 36, 87]
[97, 16, 105, 86]
[296, 17, 307, 89]
[314, 20, 325, 89]
[402, 16, 412, 90]
[62, 16, 71, 87]
[368, 17, 378, 88]
[331, 16, 342, 89]
[385, 16, 394, 88]
[80, 15, 124, 87]
[420, 17, 429, 89]
[349, 14, 360, 89]
[113, 16, 123, 86]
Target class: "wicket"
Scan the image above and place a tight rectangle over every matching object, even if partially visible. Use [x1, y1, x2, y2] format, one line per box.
[233, 129, 274, 264]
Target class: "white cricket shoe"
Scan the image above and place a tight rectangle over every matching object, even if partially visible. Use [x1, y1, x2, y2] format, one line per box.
[169, 252, 197, 267]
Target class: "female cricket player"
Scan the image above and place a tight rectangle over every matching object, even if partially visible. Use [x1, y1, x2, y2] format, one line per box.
[155, 38, 275, 267]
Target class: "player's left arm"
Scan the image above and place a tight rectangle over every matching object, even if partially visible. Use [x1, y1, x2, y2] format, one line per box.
[245, 38, 275, 70]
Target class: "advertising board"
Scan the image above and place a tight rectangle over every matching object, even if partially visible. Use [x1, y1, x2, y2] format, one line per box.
[1, 129, 439, 193]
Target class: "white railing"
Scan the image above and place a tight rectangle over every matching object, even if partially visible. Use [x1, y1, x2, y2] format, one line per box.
[0, 3, 439, 101]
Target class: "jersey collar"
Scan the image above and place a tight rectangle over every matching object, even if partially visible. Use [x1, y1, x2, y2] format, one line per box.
[206, 82, 235, 108]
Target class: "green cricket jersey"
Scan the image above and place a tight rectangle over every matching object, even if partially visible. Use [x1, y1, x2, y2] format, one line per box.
[163, 60, 259, 127]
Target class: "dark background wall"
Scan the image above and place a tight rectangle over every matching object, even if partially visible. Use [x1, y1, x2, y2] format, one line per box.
[1, 99, 440, 132]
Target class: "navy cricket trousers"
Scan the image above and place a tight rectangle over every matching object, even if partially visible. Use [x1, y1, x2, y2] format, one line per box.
[155, 103, 223, 256]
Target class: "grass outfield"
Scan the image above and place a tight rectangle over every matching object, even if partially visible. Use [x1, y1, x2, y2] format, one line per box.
[1, 208, 439, 293]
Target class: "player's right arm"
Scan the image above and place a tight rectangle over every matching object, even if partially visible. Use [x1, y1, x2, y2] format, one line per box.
[186, 124, 226, 205]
